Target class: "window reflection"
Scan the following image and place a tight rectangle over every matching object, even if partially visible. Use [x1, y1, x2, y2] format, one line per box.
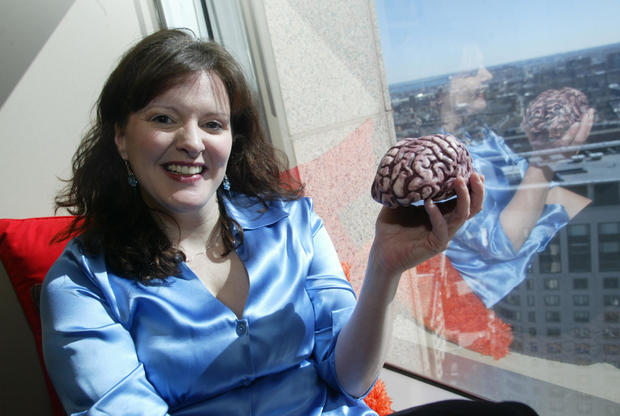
[376, 0, 620, 412]
[567, 224, 591, 272]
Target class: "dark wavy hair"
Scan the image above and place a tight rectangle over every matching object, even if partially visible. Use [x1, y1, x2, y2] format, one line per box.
[55, 29, 303, 282]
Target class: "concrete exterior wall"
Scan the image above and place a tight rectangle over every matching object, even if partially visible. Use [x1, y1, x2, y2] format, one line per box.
[254, 0, 396, 292]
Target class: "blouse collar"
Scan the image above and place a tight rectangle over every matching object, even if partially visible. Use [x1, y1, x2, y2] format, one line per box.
[221, 192, 289, 230]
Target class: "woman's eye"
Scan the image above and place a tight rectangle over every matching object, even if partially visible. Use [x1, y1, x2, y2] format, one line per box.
[151, 115, 173, 124]
[204, 121, 223, 130]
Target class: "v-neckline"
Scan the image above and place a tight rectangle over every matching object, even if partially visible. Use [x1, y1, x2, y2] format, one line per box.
[181, 257, 250, 320]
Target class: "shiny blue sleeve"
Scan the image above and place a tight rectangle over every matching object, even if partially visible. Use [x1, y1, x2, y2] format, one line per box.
[446, 127, 570, 307]
[302, 199, 368, 400]
[40, 241, 170, 416]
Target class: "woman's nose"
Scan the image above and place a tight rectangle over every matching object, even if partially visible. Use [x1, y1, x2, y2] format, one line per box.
[477, 67, 493, 82]
[175, 124, 205, 157]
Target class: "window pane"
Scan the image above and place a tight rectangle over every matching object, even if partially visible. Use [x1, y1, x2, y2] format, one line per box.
[604, 277, 619, 289]
[599, 222, 620, 271]
[375, 1, 620, 413]
[568, 224, 591, 272]
[539, 236, 562, 273]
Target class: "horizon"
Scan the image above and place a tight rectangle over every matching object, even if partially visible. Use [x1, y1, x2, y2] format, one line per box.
[388, 40, 620, 89]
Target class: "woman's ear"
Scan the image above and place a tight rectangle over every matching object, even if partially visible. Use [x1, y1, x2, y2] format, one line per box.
[114, 124, 128, 160]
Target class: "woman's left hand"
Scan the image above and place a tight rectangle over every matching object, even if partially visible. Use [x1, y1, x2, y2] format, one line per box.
[370, 172, 485, 279]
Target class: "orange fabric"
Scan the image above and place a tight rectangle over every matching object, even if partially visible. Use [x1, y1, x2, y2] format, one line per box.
[363, 379, 394, 416]
[411, 254, 512, 359]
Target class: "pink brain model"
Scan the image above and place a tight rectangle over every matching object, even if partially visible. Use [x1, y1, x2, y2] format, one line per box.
[371, 134, 473, 208]
[522, 87, 589, 148]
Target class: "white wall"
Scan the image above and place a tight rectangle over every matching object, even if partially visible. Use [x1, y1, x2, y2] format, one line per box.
[0, 0, 158, 219]
[0, 1, 158, 413]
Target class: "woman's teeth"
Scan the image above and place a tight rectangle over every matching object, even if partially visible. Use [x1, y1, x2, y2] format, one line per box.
[166, 164, 204, 175]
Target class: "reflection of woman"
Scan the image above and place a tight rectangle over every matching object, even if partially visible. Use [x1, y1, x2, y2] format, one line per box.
[39, 29, 539, 415]
[440, 67, 593, 306]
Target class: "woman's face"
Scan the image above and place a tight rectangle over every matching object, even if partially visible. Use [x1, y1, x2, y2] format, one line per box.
[115, 71, 232, 219]
[449, 67, 493, 116]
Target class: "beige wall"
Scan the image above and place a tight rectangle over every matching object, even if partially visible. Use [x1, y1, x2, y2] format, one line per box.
[0, 1, 158, 413]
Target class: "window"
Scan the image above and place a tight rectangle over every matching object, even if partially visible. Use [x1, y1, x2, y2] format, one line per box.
[603, 277, 619, 289]
[497, 307, 521, 321]
[544, 295, 560, 306]
[606, 311, 620, 323]
[546, 311, 561, 323]
[375, 1, 620, 412]
[574, 311, 590, 323]
[505, 294, 520, 306]
[544, 279, 560, 290]
[573, 295, 590, 306]
[604, 295, 620, 307]
[539, 236, 562, 273]
[593, 182, 620, 206]
[599, 222, 620, 271]
[574, 327, 591, 338]
[573, 278, 589, 290]
[526, 279, 535, 291]
[527, 295, 535, 306]
[604, 344, 620, 355]
[603, 328, 620, 339]
[568, 224, 592, 272]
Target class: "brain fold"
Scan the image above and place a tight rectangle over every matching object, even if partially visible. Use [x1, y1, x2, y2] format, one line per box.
[371, 134, 473, 208]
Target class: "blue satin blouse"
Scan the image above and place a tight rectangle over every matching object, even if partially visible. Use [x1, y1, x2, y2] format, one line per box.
[40, 195, 377, 415]
[446, 127, 569, 307]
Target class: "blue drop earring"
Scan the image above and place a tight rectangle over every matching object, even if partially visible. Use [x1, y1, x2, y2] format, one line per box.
[124, 160, 138, 187]
[222, 175, 231, 192]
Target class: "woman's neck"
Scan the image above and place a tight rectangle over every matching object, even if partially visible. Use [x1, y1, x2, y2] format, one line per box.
[154, 199, 223, 255]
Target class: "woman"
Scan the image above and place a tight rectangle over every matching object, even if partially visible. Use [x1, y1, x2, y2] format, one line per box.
[41, 29, 528, 415]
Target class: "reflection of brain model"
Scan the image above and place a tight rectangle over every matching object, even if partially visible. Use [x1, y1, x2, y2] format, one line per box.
[522, 87, 589, 147]
[371, 134, 473, 208]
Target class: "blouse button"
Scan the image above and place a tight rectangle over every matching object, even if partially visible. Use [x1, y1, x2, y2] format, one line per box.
[236, 320, 248, 336]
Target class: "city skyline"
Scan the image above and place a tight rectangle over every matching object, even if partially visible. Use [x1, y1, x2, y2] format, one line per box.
[376, 0, 620, 85]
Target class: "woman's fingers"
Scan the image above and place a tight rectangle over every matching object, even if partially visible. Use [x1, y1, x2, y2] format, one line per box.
[556, 107, 594, 151]
[574, 108, 594, 147]
[558, 122, 581, 148]
[424, 177, 469, 244]
[452, 176, 471, 225]
[467, 172, 485, 218]
[424, 199, 449, 250]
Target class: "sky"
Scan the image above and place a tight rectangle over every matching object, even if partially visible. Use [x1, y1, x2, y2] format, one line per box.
[375, 0, 620, 85]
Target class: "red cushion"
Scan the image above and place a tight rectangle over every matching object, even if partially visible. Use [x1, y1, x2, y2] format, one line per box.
[0, 216, 77, 416]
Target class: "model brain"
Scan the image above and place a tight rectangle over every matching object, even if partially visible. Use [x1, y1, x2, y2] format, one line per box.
[522, 87, 589, 149]
[371, 134, 473, 208]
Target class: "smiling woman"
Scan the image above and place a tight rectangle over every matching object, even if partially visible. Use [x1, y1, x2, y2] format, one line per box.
[38, 28, 534, 416]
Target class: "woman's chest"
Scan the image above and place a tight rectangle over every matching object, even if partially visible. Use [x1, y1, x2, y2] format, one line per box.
[112, 233, 316, 405]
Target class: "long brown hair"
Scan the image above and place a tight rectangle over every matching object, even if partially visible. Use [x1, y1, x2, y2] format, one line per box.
[55, 29, 302, 282]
